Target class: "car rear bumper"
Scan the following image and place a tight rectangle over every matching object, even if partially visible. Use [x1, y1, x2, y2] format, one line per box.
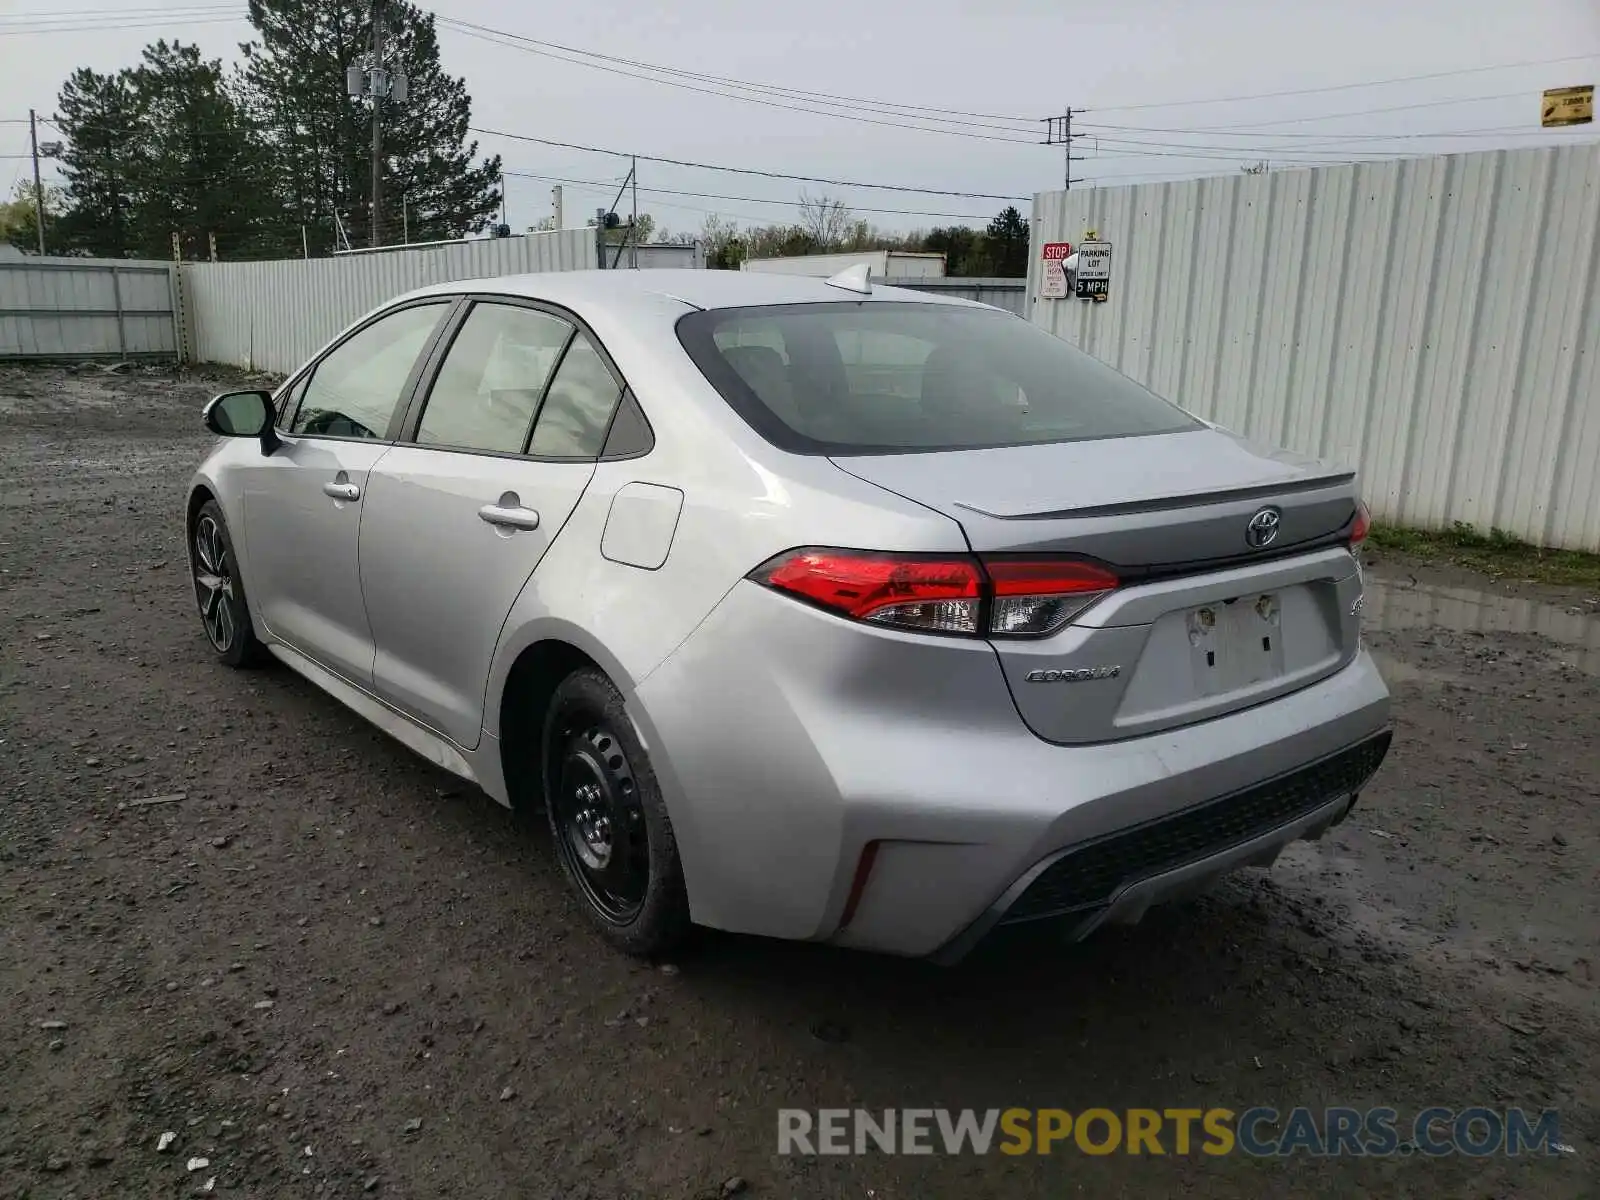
[632, 581, 1392, 959]
[930, 731, 1388, 963]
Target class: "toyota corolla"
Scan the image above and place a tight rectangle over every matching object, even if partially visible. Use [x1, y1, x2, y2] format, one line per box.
[185, 267, 1391, 962]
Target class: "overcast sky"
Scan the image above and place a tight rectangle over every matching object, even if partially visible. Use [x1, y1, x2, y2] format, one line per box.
[2, 0, 1597, 239]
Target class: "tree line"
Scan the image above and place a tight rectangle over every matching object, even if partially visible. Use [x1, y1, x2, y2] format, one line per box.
[10, 0, 500, 260]
[695, 195, 1030, 276]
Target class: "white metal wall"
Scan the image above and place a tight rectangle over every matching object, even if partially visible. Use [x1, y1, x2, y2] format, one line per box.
[183, 229, 597, 374]
[598, 242, 704, 270]
[0, 257, 177, 359]
[1028, 144, 1600, 551]
[887, 276, 1027, 315]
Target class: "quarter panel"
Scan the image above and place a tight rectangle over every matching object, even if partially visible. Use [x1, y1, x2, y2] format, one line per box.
[480, 423, 967, 740]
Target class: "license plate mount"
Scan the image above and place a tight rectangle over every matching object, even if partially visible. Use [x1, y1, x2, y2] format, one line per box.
[1188, 593, 1287, 694]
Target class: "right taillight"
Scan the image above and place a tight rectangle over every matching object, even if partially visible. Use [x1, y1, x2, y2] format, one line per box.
[750, 548, 1116, 638]
[982, 556, 1120, 637]
[1349, 501, 1371, 549]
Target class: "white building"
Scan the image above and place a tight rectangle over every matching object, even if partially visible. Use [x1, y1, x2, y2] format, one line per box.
[740, 250, 946, 280]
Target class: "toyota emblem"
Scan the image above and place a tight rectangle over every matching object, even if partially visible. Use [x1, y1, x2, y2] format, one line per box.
[1245, 507, 1282, 549]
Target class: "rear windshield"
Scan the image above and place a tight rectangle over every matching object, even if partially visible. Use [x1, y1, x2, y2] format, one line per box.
[676, 301, 1198, 454]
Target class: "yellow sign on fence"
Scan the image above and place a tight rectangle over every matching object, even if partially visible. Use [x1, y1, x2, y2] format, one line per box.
[1541, 85, 1593, 128]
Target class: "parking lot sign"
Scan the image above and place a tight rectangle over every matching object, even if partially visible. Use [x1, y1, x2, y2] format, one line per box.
[1075, 241, 1111, 300]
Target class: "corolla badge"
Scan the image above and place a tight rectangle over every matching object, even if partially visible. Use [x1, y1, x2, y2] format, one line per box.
[1025, 666, 1122, 683]
[1245, 506, 1282, 549]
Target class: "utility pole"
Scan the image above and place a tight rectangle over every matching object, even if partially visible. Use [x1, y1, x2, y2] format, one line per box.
[346, 3, 405, 249]
[29, 108, 45, 255]
[552, 185, 563, 229]
[369, 0, 383, 247]
[630, 154, 638, 268]
[402, 193, 408, 244]
[1043, 108, 1085, 191]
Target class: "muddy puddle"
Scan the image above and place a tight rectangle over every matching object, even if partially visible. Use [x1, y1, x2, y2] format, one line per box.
[1365, 574, 1600, 677]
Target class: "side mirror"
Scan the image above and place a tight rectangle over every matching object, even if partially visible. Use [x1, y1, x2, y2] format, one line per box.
[203, 390, 281, 454]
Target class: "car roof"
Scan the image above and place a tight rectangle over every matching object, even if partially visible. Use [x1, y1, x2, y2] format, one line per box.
[396, 267, 983, 315]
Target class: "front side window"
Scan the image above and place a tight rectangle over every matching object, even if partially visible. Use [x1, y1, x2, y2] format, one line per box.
[678, 302, 1199, 454]
[291, 302, 448, 439]
[274, 373, 308, 431]
[527, 332, 623, 459]
[415, 302, 574, 454]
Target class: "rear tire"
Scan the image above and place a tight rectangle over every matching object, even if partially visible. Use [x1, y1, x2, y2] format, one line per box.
[189, 499, 269, 668]
[542, 667, 691, 958]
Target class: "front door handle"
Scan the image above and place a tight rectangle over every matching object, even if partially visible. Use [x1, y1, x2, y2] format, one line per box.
[323, 481, 361, 502]
[478, 503, 541, 531]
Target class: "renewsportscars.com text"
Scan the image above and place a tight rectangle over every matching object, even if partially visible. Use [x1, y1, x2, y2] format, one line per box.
[777, 1107, 1567, 1158]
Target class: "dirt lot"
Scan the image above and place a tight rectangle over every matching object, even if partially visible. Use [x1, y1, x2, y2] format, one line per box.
[1, 362, 1596, 1199]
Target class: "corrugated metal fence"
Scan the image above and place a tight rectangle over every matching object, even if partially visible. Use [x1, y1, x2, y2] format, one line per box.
[183, 229, 597, 374]
[1028, 143, 1600, 551]
[0, 256, 178, 360]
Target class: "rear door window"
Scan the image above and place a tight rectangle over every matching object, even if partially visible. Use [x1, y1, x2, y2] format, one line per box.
[414, 302, 575, 454]
[527, 332, 624, 459]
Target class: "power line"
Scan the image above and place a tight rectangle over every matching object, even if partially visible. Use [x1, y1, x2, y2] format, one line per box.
[1078, 124, 1600, 164]
[0, 13, 245, 35]
[1073, 137, 1396, 163]
[470, 126, 1030, 201]
[1084, 52, 1600, 114]
[0, 4, 237, 20]
[1075, 121, 1569, 142]
[429, 13, 1038, 128]
[502, 168, 997, 221]
[440, 20, 1039, 143]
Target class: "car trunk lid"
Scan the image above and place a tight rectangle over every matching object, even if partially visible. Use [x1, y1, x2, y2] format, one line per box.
[831, 427, 1366, 743]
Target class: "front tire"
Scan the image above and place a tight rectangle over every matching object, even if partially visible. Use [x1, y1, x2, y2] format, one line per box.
[542, 668, 691, 958]
[190, 499, 269, 668]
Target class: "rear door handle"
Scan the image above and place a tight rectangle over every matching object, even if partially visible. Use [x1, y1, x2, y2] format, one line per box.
[478, 503, 541, 531]
[322, 481, 360, 502]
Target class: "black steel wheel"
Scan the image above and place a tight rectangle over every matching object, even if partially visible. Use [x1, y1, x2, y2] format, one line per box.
[189, 498, 268, 668]
[551, 723, 650, 922]
[542, 668, 690, 956]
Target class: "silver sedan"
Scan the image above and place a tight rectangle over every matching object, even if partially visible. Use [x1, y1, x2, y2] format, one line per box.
[186, 267, 1391, 961]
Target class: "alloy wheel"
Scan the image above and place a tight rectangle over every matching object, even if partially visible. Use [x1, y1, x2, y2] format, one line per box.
[193, 515, 238, 652]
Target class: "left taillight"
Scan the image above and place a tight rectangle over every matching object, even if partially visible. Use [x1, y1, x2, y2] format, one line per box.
[751, 548, 984, 635]
[749, 548, 1117, 638]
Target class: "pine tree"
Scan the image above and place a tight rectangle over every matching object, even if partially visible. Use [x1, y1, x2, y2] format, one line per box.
[53, 67, 144, 256]
[238, 0, 501, 253]
[986, 206, 1029, 277]
[130, 41, 273, 260]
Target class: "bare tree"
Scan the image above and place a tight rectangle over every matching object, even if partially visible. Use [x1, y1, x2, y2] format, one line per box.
[797, 190, 854, 250]
[1240, 161, 1269, 175]
[700, 213, 744, 267]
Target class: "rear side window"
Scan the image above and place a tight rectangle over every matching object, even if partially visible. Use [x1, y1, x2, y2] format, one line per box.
[678, 302, 1198, 454]
[415, 302, 574, 454]
[527, 332, 623, 459]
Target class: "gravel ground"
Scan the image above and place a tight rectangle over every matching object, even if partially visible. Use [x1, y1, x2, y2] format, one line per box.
[1, 362, 1596, 1199]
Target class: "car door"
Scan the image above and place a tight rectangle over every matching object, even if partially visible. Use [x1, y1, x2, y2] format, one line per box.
[240, 298, 454, 687]
[358, 297, 632, 748]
